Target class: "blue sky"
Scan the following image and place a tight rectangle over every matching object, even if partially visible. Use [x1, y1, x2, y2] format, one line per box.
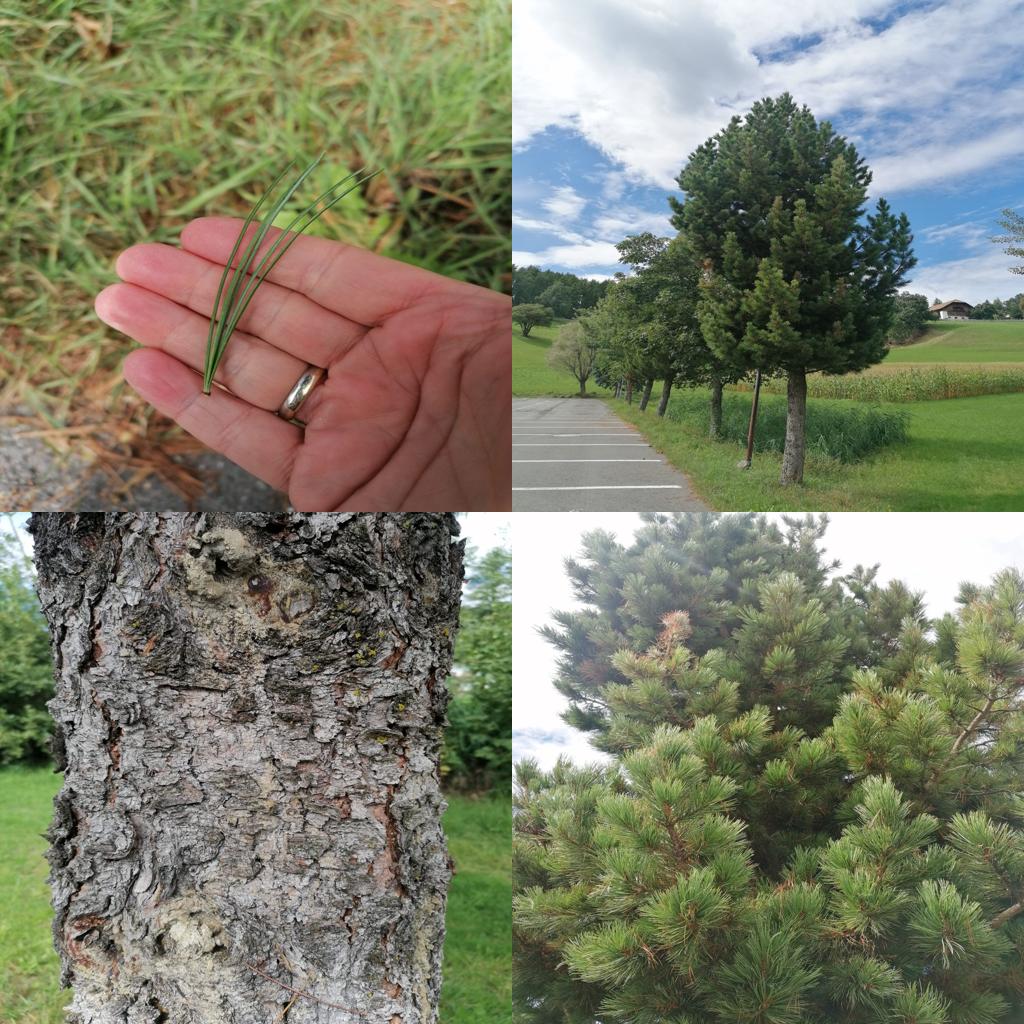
[513, 0, 1024, 302]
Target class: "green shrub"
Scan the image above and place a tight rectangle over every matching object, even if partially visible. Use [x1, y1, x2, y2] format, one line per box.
[740, 366, 1024, 402]
[0, 533, 53, 765]
[666, 390, 909, 463]
[444, 546, 511, 793]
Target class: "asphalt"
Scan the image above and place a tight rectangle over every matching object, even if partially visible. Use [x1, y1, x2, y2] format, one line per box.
[512, 397, 709, 512]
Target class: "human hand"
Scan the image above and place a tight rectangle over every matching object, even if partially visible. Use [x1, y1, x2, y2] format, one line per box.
[95, 218, 511, 511]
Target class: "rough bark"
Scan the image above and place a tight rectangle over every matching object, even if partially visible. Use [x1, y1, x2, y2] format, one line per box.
[656, 379, 673, 418]
[709, 378, 723, 439]
[29, 513, 463, 1024]
[638, 380, 653, 411]
[780, 369, 808, 484]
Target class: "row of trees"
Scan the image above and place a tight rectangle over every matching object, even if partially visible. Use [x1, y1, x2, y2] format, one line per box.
[968, 294, 1024, 320]
[548, 94, 915, 484]
[512, 265, 610, 317]
[514, 513, 1024, 1024]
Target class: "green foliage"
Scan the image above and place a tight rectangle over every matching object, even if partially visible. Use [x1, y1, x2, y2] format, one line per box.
[673, 92, 915, 482]
[547, 321, 598, 394]
[0, 533, 52, 766]
[512, 303, 555, 337]
[663, 387, 910, 463]
[515, 519, 1024, 1024]
[889, 293, 933, 343]
[444, 546, 511, 792]
[512, 266, 610, 311]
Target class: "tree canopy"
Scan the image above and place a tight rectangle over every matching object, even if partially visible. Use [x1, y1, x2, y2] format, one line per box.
[514, 514, 1024, 1024]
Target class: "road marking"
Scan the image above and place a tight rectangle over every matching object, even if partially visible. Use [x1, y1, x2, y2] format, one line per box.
[513, 485, 684, 491]
[512, 458, 662, 463]
[512, 443, 650, 447]
[511, 433, 638, 438]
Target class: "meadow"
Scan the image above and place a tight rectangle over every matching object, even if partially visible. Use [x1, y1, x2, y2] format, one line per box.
[883, 320, 1024, 363]
[0, 767, 511, 1024]
[512, 320, 613, 396]
[1, 0, 510, 500]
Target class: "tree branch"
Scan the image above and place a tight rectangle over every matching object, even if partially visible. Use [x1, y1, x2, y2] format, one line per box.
[951, 696, 996, 755]
[990, 902, 1023, 930]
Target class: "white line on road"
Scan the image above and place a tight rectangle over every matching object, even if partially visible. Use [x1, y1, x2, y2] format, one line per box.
[512, 459, 662, 463]
[513, 485, 684, 491]
[511, 433, 637, 438]
[512, 443, 650, 447]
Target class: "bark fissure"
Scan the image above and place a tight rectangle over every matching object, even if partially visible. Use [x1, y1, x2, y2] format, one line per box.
[31, 513, 463, 1024]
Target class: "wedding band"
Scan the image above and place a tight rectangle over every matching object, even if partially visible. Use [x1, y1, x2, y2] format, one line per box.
[278, 366, 325, 420]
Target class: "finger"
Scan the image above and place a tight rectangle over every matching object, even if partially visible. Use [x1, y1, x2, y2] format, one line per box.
[98, 283, 309, 412]
[180, 217, 459, 326]
[115, 243, 366, 369]
[122, 349, 301, 493]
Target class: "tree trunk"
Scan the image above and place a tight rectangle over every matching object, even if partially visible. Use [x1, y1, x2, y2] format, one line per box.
[638, 380, 653, 411]
[625, 378, 633, 404]
[29, 512, 463, 1024]
[656, 379, 673, 417]
[577, 375, 587, 396]
[709, 378, 723, 439]
[781, 369, 807, 484]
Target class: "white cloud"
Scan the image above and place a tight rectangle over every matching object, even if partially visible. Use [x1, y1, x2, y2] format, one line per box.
[592, 207, 675, 242]
[541, 185, 588, 222]
[512, 239, 625, 271]
[511, 212, 588, 245]
[514, 0, 1024, 194]
[869, 126, 1024, 195]
[905, 248, 1023, 303]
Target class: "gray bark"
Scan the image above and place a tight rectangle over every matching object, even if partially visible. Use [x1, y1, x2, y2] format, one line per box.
[656, 379, 673, 418]
[638, 380, 653, 411]
[709, 379, 723, 439]
[781, 369, 808, 484]
[29, 513, 463, 1024]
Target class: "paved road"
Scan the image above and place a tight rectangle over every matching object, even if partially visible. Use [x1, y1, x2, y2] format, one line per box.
[512, 397, 709, 511]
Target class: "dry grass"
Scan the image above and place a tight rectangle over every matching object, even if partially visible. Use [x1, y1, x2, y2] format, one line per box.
[0, 0, 510, 505]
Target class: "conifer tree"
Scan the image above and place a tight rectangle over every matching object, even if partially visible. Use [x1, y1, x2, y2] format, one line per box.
[515, 522, 1024, 1024]
[672, 94, 916, 484]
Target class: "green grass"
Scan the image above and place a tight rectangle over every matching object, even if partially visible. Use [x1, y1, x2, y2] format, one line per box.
[614, 390, 1024, 511]
[512, 320, 613, 397]
[0, 767, 510, 1024]
[1, 0, 510, 455]
[666, 389, 909, 463]
[884, 320, 1024, 364]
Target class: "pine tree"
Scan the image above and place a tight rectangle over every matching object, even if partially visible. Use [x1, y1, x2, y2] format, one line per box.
[515, 524, 1024, 1024]
[672, 94, 916, 484]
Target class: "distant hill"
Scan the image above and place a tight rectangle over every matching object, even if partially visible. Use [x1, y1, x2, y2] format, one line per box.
[512, 265, 610, 317]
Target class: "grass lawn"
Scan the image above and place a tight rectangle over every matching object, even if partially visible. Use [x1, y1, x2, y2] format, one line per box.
[0, 767, 510, 1024]
[614, 390, 1024, 511]
[883, 320, 1024, 364]
[512, 320, 613, 397]
[1, 0, 510, 492]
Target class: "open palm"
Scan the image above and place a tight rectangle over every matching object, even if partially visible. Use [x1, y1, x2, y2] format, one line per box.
[95, 217, 511, 510]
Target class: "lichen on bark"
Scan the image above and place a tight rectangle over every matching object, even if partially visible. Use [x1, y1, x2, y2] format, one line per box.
[29, 512, 464, 1024]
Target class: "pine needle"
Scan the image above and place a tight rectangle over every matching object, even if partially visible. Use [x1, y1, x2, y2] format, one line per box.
[202, 155, 380, 395]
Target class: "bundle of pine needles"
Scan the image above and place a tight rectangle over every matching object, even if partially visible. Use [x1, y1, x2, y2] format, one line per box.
[203, 154, 377, 394]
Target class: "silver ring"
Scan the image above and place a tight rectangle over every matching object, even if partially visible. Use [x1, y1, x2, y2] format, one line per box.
[277, 366, 325, 420]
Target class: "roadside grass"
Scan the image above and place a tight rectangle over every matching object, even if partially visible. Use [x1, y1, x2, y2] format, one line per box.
[666, 389, 909, 463]
[512, 320, 613, 397]
[0, 767, 511, 1024]
[884, 320, 1024, 363]
[613, 390, 1024, 511]
[1, 0, 510, 497]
